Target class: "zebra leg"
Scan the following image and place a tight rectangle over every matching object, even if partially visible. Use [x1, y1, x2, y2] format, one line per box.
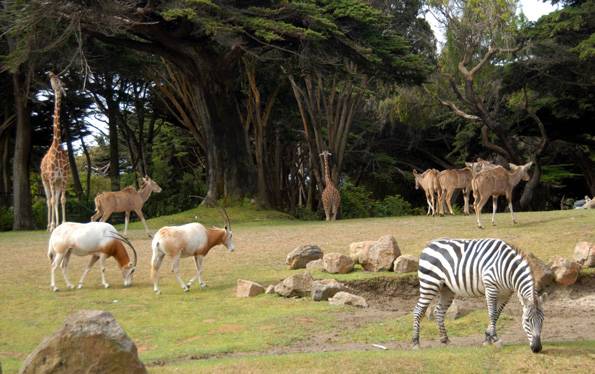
[483, 285, 500, 345]
[412, 284, 439, 349]
[434, 288, 455, 344]
[491, 291, 513, 347]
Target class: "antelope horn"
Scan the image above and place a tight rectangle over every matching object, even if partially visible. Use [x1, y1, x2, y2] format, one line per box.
[189, 195, 231, 229]
[106, 232, 138, 268]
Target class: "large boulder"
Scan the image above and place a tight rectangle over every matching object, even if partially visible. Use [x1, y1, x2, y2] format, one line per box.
[574, 241, 595, 268]
[323, 253, 354, 274]
[306, 259, 324, 272]
[236, 279, 265, 297]
[525, 252, 554, 291]
[349, 241, 376, 264]
[393, 255, 418, 273]
[19, 310, 146, 374]
[286, 245, 324, 270]
[311, 279, 345, 301]
[274, 272, 313, 298]
[549, 257, 581, 286]
[360, 235, 401, 272]
[328, 292, 368, 308]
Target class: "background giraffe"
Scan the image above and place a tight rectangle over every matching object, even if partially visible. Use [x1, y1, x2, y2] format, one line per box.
[320, 150, 341, 221]
[40, 72, 70, 231]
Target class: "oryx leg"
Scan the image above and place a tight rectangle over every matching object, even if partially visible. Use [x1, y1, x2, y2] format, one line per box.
[134, 209, 152, 238]
[171, 253, 189, 292]
[77, 254, 100, 289]
[187, 255, 206, 289]
[99, 254, 110, 288]
[151, 249, 166, 294]
[59, 250, 74, 289]
[50, 252, 65, 292]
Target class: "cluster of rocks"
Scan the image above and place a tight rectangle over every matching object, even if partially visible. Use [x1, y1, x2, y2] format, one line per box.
[527, 241, 594, 289]
[236, 272, 367, 307]
[285, 236, 419, 275]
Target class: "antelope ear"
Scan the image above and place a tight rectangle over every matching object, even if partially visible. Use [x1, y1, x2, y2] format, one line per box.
[465, 162, 472, 168]
[524, 161, 534, 169]
[509, 163, 518, 169]
[412, 169, 418, 175]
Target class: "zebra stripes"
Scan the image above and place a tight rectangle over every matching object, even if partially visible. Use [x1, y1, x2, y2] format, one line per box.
[412, 238, 544, 353]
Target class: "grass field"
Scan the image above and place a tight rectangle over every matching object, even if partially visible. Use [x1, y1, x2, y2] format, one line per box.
[1, 208, 594, 373]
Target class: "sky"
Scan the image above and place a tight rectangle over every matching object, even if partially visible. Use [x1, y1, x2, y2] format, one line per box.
[426, 0, 559, 47]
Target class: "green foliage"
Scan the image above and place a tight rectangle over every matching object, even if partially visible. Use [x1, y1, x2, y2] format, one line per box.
[541, 164, 583, 185]
[340, 180, 374, 218]
[372, 194, 414, 217]
[0, 207, 13, 231]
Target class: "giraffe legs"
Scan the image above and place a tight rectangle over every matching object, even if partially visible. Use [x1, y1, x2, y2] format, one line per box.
[60, 185, 67, 224]
[42, 179, 52, 231]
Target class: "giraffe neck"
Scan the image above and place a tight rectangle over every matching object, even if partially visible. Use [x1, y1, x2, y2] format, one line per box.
[323, 154, 332, 186]
[51, 90, 62, 148]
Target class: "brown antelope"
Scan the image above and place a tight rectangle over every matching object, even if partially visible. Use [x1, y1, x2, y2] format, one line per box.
[437, 168, 473, 215]
[150, 206, 234, 294]
[413, 169, 440, 216]
[465, 158, 498, 177]
[472, 162, 533, 228]
[91, 176, 162, 237]
[47, 222, 137, 291]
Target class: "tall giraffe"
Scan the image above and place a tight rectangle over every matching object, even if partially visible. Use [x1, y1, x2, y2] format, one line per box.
[40, 72, 70, 231]
[320, 150, 341, 221]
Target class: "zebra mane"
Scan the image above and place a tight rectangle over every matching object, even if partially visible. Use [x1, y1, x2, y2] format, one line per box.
[507, 242, 542, 303]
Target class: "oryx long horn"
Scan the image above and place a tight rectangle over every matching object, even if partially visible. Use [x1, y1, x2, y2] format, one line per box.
[107, 232, 138, 268]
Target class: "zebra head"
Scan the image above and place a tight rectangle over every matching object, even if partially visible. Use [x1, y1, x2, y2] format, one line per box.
[521, 295, 544, 353]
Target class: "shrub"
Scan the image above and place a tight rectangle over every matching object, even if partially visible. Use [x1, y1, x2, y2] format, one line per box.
[340, 181, 374, 219]
[373, 194, 414, 217]
[0, 207, 13, 231]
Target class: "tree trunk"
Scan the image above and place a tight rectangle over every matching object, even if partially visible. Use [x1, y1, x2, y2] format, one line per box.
[65, 126, 84, 200]
[577, 149, 595, 196]
[79, 134, 92, 200]
[12, 69, 34, 229]
[104, 76, 120, 191]
[519, 159, 541, 210]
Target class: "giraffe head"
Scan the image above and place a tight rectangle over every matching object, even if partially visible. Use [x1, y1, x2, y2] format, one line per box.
[319, 150, 332, 158]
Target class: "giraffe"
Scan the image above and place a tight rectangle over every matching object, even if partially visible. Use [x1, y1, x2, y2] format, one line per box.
[319, 150, 341, 221]
[40, 71, 70, 232]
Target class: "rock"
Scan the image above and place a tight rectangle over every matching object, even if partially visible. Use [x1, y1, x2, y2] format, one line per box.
[274, 272, 313, 298]
[328, 292, 368, 308]
[393, 255, 418, 273]
[306, 259, 324, 271]
[311, 279, 345, 301]
[236, 279, 265, 297]
[549, 257, 581, 286]
[323, 253, 354, 274]
[286, 245, 323, 270]
[19, 310, 146, 374]
[349, 241, 376, 264]
[525, 252, 554, 291]
[360, 235, 401, 272]
[574, 241, 595, 268]
[426, 300, 473, 320]
[265, 285, 276, 294]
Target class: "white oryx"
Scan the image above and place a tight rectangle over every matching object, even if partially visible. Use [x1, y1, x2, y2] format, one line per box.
[47, 222, 137, 291]
[150, 206, 234, 294]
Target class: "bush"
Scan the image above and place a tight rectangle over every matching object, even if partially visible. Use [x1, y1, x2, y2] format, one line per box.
[0, 207, 13, 231]
[373, 194, 414, 217]
[340, 181, 374, 219]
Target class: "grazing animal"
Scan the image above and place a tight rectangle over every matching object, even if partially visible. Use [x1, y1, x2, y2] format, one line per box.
[47, 222, 137, 292]
[465, 158, 498, 177]
[471, 162, 533, 228]
[320, 151, 341, 221]
[413, 169, 440, 216]
[437, 168, 473, 216]
[413, 238, 544, 353]
[150, 207, 234, 294]
[40, 71, 69, 232]
[582, 196, 594, 209]
[91, 175, 162, 237]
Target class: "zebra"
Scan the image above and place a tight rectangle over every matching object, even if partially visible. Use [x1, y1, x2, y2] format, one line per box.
[412, 238, 544, 353]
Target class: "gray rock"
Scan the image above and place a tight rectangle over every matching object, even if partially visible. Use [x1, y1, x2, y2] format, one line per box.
[393, 255, 418, 273]
[348, 241, 376, 264]
[323, 253, 354, 274]
[361, 235, 401, 272]
[286, 245, 323, 270]
[274, 272, 313, 298]
[328, 291, 368, 308]
[19, 310, 146, 374]
[306, 259, 324, 271]
[236, 279, 265, 297]
[311, 279, 345, 301]
[574, 241, 595, 268]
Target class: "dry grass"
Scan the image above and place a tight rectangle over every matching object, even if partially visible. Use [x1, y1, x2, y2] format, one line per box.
[0, 209, 594, 373]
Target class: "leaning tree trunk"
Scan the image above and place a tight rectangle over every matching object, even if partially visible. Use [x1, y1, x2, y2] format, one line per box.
[65, 126, 84, 200]
[12, 68, 34, 229]
[519, 159, 542, 210]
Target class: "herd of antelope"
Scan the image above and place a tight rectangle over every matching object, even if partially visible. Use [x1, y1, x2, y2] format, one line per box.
[413, 158, 533, 228]
[47, 177, 235, 293]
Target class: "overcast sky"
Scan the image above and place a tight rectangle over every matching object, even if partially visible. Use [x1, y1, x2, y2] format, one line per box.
[426, 0, 559, 46]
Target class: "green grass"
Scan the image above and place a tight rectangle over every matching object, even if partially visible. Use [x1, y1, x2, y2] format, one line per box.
[0, 208, 594, 373]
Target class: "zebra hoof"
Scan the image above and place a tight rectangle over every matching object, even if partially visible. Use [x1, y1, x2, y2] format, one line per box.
[412, 344, 420, 350]
[183, 286, 190, 292]
[440, 339, 450, 346]
[482, 340, 492, 346]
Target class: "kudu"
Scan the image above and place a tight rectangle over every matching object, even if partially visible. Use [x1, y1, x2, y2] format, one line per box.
[413, 169, 440, 216]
